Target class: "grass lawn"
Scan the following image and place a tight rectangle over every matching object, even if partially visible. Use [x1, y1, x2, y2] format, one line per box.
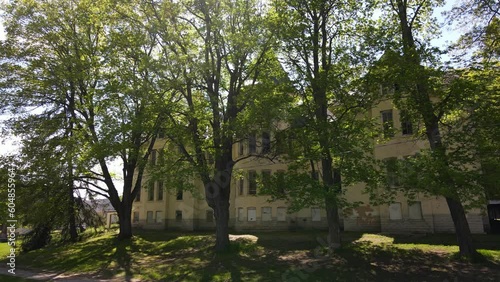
[3, 229, 500, 281]
[0, 242, 11, 258]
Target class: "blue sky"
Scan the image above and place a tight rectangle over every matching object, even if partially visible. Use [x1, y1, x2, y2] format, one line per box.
[431, 0, 461, 51]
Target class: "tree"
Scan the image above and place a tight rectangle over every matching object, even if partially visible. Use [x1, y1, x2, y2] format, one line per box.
[448, 0, 499, 61]
[268, 0, 378, 249]
[0, 0, 169, 240]
[450, 10, 500, 201]
[144, 0, 285, 251]
[0, 150, 102, 251]
[373, 0, 483, 257]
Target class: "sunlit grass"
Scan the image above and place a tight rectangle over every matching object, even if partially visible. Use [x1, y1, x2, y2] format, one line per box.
[352, 233, 500, 262]
[0, 242, 11, 258]
[394, 243, 459, 253]
[356, 233, 394, 244]
[478, 249, 500, 262]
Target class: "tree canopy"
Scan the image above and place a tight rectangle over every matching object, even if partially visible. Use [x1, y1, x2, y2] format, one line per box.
[0, 0, 497, 255]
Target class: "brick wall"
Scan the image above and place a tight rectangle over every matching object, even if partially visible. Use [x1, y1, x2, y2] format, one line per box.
[381, 215, 434, 233]
[344, 216, 381, 232]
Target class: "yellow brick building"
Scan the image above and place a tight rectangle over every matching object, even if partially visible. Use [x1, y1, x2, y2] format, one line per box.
[132, 100, 485, 234]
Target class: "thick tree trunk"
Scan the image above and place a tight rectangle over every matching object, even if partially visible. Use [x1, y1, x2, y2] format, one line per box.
[321, 158, 342, 249]
[206, 174, 231, 252]
[395, 0, 478, 258]
[205, 154, 233, 252]
[445, 197, 478, 257]
[325, 206, 341, 249]
[67, 186, 78, 242]
[426, 125, 478, 257]
[213, 201, 230, 252]
[117, 204, 133, 240]
[306, 5, 342, 250]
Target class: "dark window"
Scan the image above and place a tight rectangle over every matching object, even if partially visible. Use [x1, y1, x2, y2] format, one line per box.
[238, 141, 244, 156]
[400, 110, 413, 135]
[157, 181, 163, 201]
[135, 187, 141, 202]
[158, 149, 164, 165]
[175, 210, 182, 221]
[148, 182, 155, 201]
[248, 170, 257, 195]
[311, 171, 319, 180]
[262, 132, 271, 154]
[277, 170, 286, 194]
[176, 189, 183, 200]
[260, 170, 272, 195]
[262, 170, 271, 188]
[275, 131, 285, 154]
[381, 110, 394, 138]
[249, 134, 256, 154]
[239, 177, 244, 196]
[151, 149, 157, 165]
[158, 128, 165, 139]
[385, 157, 400, 187]
[133, 212, 139, 223]
[400, 155, 414, 178]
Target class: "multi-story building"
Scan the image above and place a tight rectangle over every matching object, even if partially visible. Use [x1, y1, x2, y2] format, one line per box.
[132, 99, 486, 234]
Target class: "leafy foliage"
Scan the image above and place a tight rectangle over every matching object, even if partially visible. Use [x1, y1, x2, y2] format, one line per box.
[0, 0, 173, 239]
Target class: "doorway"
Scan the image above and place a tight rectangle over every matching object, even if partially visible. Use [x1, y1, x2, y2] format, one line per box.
[487, 204, 500, 234]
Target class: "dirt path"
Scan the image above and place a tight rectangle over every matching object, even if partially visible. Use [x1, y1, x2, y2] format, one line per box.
[0, 267, 137, 281]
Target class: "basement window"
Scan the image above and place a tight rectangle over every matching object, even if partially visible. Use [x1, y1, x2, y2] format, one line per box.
[311, 208, 321, 221]
[247, 207, 256, 222]
[277, 207, 287, 221]
[389, 203, 402, 220]
[146, 211, 154, 224]
[238, 208, 244, 222]
[155, 211, 163, 223]
[262, 207, 272, 221]
[175, 210, 182, 221]
[409, 201, 422, 219]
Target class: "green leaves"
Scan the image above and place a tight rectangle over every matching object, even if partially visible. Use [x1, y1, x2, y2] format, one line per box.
[0, 0, 182, 238]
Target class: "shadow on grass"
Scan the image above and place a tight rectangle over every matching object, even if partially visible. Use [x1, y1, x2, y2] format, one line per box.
[14, 230, 500, 281]
[122, 232, 500, 281]
[255, 231, 365, 252]
[330, 241, 500, 282]
[124, 234, 286, 281]
[112, 239, 133, 281]
[197, 239, 285, 282]
[0, 274, 37, 282]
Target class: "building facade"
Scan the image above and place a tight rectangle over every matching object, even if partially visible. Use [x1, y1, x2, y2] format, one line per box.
[132, 99, 486, 234]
